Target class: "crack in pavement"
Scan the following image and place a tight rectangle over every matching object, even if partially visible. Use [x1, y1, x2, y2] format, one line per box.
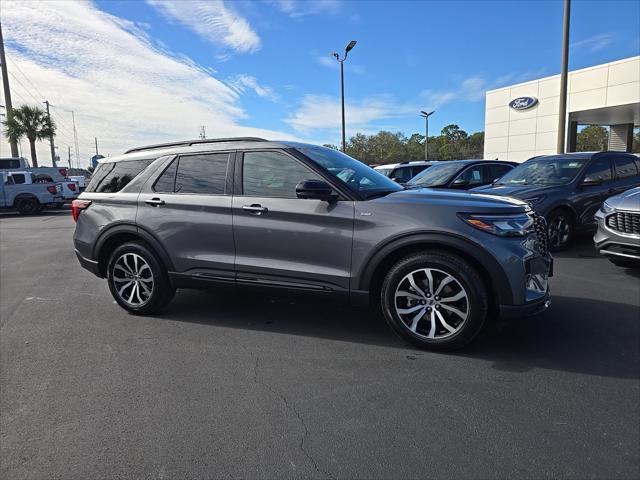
[253, 357, 333, 479]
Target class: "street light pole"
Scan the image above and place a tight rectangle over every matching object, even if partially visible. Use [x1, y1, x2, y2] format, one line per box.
[420, 110, 435, 160]
[0, 22, 19, 157]
[332, 40, 357, 152]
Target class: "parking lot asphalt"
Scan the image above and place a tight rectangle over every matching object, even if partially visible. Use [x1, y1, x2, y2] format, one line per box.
[1, 211, 639, 480]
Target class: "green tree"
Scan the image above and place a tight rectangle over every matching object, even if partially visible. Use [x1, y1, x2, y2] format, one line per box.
[2, 105, 56, 167]
[576, 125, 608, 152]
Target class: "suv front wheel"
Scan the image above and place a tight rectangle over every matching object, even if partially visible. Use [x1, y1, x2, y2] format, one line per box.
[107, 242, 175, 315]
[381, 251, 488, 350]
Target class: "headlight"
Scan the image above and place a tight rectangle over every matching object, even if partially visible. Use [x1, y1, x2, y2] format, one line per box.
[459, 213, 534, 237]
[600, 201, 615, 214]
[524, 195, 546, 206]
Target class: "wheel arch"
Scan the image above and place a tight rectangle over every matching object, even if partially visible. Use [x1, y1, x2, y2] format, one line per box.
[13, 193, 39, 206]
[94, 223, 175, 277]
[357, 233, 514, 308]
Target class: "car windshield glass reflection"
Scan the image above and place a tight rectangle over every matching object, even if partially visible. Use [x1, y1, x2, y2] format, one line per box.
[497, 158, 588, 186]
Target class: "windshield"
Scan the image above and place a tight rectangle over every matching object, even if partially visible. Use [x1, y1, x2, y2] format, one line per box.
[298, 147, 402, 198]
[406, 162, 462, 187]
[498, 157, 588, 186]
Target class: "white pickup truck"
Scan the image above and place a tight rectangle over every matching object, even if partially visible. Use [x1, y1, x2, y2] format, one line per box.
[0, 171, 64, 214]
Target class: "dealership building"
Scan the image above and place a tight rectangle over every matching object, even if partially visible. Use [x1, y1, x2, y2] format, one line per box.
[484, 56, 640, 161]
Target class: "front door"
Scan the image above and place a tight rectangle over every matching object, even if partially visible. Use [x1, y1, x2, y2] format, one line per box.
[136, 152, 236, 280]
[232, 150, 354, 292]
[574, 156, 613, 228]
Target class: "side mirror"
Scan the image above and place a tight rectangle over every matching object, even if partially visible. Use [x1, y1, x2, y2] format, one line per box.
[580, 177, 603, 187]
[452, 177, 469, 188]
[296, 180, 337, 201]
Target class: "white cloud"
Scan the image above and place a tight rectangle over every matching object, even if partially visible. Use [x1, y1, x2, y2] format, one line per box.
[285, 94, 409, 134]
[273, 0, 341, 17]
[1, 0, 294, 166]
[227, 74, 278, 102]
[146, 0, 261, 53]
[316, 55, 366, 75]
[571, 33, 615, 53]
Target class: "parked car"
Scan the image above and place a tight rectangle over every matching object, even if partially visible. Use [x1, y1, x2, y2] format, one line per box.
[3, 170, 74, 206]
[1, 171, 63, 214]
[374, 161, 438, 184]
[73, 138, 552, 351]
[594, 186, 640, 267]
[0, 157, 70, 182]
[60, 180, 80, 202]
[473, 152, 640, 250]
[405, 160, 516, 190]
[0, 157, 29, 170]
[68, 175, 88, 192]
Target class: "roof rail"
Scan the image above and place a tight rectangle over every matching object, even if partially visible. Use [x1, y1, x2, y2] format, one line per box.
[124, 137, 268, 154]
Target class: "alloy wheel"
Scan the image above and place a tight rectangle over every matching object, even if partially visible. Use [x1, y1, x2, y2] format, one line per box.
[111, 253, 154, 307]
[548, 215, 570, 248]
[394, 268, 469, 340]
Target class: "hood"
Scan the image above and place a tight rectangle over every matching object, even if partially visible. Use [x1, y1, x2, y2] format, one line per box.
[471, 183, 556, 199]
[381, 188, 530, 213]
[605, 186, 640, 212]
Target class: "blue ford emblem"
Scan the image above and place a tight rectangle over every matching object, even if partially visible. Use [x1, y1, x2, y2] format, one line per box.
[509, 97, 538, 110]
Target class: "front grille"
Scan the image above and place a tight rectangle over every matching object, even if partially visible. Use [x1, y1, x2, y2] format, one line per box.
[606, 211, 640, 236]
[533, 215, 549, 255]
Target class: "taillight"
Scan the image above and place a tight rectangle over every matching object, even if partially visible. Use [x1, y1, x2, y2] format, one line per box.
[68, 183, 77, 191]
[71, 199, 92, 222]
[47, 185, 57, 194]
[58, 168, 68, 178]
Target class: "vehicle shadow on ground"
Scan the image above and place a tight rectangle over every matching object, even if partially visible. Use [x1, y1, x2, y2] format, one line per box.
[163, 288, 639, 380]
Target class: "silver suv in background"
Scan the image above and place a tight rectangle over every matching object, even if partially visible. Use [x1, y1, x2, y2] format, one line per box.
[73, 138, 552, 350]
[594, 186, 640, 267]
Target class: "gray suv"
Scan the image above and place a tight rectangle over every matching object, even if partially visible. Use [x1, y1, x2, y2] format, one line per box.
[73, 138, 552, 350]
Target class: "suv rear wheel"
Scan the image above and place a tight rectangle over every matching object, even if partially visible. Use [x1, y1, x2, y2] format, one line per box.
[16, 197, 40, 215]
[380, 251, 488, 350]
[107, 242, 175, 314]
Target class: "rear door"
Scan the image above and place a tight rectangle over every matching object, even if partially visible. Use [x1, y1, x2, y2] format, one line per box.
[232, 149, 354, 292]
[136, 152, 236, 280]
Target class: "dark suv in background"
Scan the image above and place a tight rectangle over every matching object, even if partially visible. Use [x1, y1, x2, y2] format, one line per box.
[73, 138, 552, 350]
[405, 159, 515, 190]
[474, 152, 640, 250]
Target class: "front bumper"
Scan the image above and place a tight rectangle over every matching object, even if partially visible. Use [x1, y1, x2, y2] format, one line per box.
[594, 214, 640, 260]
[499, 291, 551, 319]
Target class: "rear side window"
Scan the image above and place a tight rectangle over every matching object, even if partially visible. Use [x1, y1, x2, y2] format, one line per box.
[613, 157, 639, 179]
[0, 159, 21, 169]
[11, 173, 26, 184]
[85, 159, 153, 193]
[153, 153, 229, 195]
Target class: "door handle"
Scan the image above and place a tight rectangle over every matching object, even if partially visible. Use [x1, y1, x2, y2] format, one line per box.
[242, 204, 268, 214]
[145, 197, 165, 206]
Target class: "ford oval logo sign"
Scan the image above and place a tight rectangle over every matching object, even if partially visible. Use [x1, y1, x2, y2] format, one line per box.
[509, 97, 538, 110]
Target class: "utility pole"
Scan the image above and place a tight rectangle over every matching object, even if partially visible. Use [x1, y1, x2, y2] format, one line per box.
[68, 146, 72, 169]
[557, 0, 571, 153]
[0, 21, 19, 157]
[43, 100, 57, 166]
[71, 110, 79, 169]
[199, 125, 206, 139]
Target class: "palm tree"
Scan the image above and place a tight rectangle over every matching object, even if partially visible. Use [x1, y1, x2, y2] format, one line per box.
[2, 105, 55, 167]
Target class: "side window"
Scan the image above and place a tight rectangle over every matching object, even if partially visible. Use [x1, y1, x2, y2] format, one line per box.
[86, 159, 153, 193]
[412, 165, 428, 177]
[174, 153, 228, 195]
[153, 159, 178, 193]
[490, 164, 513, 180]
[582, 158, 612, 183]
[613, 157, 639, 179]
[391, 166, 413, 183]
[458, 165, 486, 186]
[4, 175, 14, 185]
[11, 173, 26, 184]
[242, 151, 321, 198]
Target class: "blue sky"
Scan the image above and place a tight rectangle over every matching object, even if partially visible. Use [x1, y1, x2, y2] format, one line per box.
[2, 0, 639, 164]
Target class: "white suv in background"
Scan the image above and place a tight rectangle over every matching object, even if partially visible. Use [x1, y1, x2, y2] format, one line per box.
[374, 161, 438, 184]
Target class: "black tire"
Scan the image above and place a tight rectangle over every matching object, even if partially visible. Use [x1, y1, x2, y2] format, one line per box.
[546, 209, 574, 251]
[16, 197, 40, 215]
[380, 251, 488, 351]
[107, 241, 176, 315]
